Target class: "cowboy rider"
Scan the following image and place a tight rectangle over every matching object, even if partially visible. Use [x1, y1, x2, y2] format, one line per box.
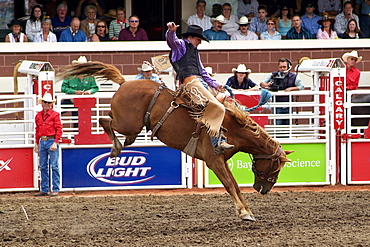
[166, 22, 234, 153]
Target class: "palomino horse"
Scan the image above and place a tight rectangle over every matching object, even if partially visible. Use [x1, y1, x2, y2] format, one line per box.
[59, 62, 292, 221]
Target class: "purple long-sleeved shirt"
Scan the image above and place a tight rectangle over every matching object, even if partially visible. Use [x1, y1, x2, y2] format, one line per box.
[165, 30, 219, 89]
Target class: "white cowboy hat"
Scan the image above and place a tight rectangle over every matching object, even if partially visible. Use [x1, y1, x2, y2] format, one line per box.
[38, 92, 55, 104]
[232, 64, 251, 73]
[137, 62, 154, 72]
[205, 66, 215, 77]
[236, 16, 249, 25]
[211, 15, 226, 24]
[72, 56, 89, 64]
[342, 50, 362, 63]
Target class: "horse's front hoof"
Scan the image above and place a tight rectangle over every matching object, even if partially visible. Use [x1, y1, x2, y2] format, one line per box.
[241, 214, 256, 222]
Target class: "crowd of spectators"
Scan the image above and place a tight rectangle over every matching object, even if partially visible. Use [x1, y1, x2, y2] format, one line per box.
[187, 0, 368, 41]
[6, 0, 369, 43]
[5, 1, 148, 43]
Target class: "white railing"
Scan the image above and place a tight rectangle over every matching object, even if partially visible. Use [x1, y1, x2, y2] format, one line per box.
[346, 90, 370, 135]
[0, 95, 36, 146]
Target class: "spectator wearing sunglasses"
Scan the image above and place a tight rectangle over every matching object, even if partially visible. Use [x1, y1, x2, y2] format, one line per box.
[260, 17, 281, 40]
[118, 15, 148, 41]
[301, 3, 322, 37]
[231, 16, 258, 40]
[278, 6, 292, 38]
[221, 3, 239, 36]
[342, 50, 362, 90]
[91, 20, 110, 41]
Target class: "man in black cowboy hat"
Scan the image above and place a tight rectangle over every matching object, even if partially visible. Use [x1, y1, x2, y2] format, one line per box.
[166, 22, 234, 153]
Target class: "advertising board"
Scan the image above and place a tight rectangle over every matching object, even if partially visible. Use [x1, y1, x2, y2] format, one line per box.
[61, 146, 186, 190]
[206, 143, 328, 187]
[0, 148, 36, 190]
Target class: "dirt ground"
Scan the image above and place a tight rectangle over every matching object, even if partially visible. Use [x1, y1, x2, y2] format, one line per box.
[1, 185, 370, 247]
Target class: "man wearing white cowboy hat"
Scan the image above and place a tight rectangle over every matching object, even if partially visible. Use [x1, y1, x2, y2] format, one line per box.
[135, 61, 161, 83]
[342, 50, 362, 90]
[226, 64, 258, 91]
[61, 56, 99, 128]
[34, 93, 63, 196]
[204, 15, 230, 40]
[231, 16, 258, 40]
[62, 56, 99, 95]
[166, 22, 234, 153]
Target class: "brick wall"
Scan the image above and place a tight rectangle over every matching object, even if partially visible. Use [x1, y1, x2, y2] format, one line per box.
[1, 41, 369, 77]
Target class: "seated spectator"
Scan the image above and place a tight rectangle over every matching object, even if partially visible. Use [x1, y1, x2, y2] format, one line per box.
[221, 3, 239, 36]
[204, 15, 230, 40]
[342, 18, 364, 38]
[278, 5, 292, 38]
[301, 3, 322, 37]
[108, 7, 128, 41]
[80, 5, 100, 41]
[318, 0, 341, 16]
[5, 19, 28, 42]
[249, 4, 268, 36]
[91, 20, 110, 41]
[342, 50, 362, 90]
[231, 16, 258, 40]
[260, 0, 284, 18]
[75, 0, 105, 20]
[286, 15, 314, 39]
[334, 1, 359, 38]
[60, 17, 87, 42]
[34, 18, 57, 42]
[316, 15, 338, 39]
[237, 0, 259, 18]
[26, 5, 43, 42]
[260, 17, 281, 40]
[134, 62, 161, 83]
[355, 0, 370, 38]
[187, 0, 212, 31]
[226, 64, 258, 91]
[118, 15, 148, 41]
[51, 3, 73, 41]
[210, 3, 222, 18]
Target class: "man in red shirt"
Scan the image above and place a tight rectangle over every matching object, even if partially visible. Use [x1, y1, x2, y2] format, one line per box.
[342, 50, 362, 90]
[34, 93, 63, 196]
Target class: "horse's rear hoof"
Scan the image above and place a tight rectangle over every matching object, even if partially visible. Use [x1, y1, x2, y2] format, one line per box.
[241, 214, 256, 222]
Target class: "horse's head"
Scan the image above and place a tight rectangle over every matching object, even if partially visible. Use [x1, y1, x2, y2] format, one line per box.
[251, 147, 293, 195]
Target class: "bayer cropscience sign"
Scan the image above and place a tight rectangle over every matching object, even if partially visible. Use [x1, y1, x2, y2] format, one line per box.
[61, 146, 185, 190]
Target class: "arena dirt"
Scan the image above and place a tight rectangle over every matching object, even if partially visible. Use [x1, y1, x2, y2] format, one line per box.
[1, 186, 369, 247]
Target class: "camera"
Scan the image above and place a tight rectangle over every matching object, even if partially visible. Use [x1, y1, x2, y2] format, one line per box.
[269, 76, 286, 92]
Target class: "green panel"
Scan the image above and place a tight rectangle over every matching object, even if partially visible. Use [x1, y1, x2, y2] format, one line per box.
[207, 143, 327, 185]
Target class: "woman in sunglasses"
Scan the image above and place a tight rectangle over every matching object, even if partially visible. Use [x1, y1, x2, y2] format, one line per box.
[91, 20, 110, 42]
[260, 17, 281, 40]
[278, 5, 292, 39]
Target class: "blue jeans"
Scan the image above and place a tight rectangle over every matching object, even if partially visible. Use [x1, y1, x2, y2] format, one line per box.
[275, 107, 290, 125]
[39, 139, 60, 193]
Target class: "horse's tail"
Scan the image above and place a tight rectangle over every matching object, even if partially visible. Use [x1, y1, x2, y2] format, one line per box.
[57, 61, 126, 85]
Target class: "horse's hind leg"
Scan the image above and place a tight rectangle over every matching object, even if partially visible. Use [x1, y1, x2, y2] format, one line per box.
[206, 158, 256, 221]
[99, 117, 122, 157]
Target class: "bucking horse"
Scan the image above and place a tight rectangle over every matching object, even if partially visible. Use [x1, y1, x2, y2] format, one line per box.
[59, 61, 293, 221]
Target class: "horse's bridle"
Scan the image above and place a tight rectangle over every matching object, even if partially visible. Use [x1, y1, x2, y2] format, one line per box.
[251, 146, 283, 183]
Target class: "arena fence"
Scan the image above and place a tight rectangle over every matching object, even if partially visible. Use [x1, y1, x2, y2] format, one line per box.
[1, 89, 370, 193]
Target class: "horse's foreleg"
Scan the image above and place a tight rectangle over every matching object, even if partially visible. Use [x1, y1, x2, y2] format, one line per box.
[207, 158, 256, 221]
[99, 117, 122, 157]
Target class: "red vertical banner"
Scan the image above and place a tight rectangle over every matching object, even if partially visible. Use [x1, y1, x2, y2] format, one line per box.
[41, 80, 54, 98]
[333, 77, 345, 130]
[0, 148, 34, 189]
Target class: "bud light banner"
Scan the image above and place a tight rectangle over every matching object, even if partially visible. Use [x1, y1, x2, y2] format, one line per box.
[61, 146, 185, 190]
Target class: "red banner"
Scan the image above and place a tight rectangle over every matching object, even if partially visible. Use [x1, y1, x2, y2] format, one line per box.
[333, 77, 345, 130]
